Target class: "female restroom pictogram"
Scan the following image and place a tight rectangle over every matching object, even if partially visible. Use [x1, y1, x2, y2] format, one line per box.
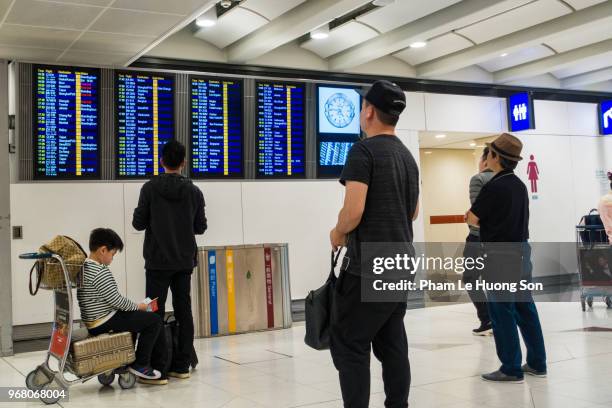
[527, 154, 540, 196]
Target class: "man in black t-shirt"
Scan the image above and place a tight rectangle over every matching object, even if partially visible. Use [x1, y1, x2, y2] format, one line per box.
[467, 133, 546, 384]
[329, 80, 419, 408]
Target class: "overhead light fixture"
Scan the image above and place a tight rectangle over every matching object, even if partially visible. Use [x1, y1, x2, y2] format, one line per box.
[196, 7, 217, 28]
[477, 144, 485, 148]
[500, 53, 508, 57]
[435, 134, 446, 139]
[424, 151, 433, 155]
[410, 41, 427, 48]
[469, 142, 476, 147]
[310, 24, 330, 40]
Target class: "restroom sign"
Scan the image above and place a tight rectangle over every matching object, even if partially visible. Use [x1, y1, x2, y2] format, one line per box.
[599, 100, 612, 135]
[508, 92, 535, 132]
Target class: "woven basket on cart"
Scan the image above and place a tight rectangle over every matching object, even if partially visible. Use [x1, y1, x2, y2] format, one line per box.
[29, 236, 87, 295]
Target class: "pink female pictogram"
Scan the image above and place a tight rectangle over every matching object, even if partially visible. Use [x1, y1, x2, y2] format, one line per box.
[527, 154, 539, 194]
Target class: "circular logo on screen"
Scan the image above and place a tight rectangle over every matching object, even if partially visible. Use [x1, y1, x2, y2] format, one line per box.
[324, 93, 355, 128]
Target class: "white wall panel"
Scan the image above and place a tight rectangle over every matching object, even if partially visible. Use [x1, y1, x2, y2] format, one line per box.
[241, 181, 343, 299]
[10, 184, 126, 325]
[424, 93, 505, 133]
[396, 92, 426, 131]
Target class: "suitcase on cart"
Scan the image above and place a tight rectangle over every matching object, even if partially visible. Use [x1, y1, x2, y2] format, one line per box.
[68, 332, 135, 377]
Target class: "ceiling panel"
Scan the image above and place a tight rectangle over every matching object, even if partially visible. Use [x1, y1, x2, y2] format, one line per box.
[5, 0, 102, 30]
[456, 0, 570, 44]
[301, 21, 377, 59]
[564, 0, 608, 10]
[552, 51, 612, 78]
[58, 50, 133, 65]
[545, 19, 612, 53]
[0, 46, 63, 62]
[478, 44, 555, 72]
[194, 7, 267, 49]
[51, 0, 113, 6]
[356, 0, 461, 34]
[111, 0, 207, 15]
[240, 0, 306, 21]
[0, 24, 80, 49]
[91, 8, 183, 36]
[419, 131, 492, 149]
[71, 31, 154, 53]
[394, 33, 472, 66]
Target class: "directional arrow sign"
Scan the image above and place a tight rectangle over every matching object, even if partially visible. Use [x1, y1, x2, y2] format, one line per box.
[599, 100, 612, 135]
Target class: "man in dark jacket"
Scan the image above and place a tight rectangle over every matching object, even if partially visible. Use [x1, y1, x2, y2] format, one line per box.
[132, 140, 206, 383]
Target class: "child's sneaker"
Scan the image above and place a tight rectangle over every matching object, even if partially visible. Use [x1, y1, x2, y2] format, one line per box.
[129, 365, 161, 380]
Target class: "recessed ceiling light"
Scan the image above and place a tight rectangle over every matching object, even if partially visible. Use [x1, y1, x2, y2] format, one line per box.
[469, 142, 476, 147]
[435, 134, 446, 139]
[196, 7, 217, 28]
[425, 151, 433, 154]
[500, 53, 508, 57]
[477, 144, 485, 148]
[373, 0, 395, 6]
[410, 41, 427, 48]
[311, 24, 330, 40]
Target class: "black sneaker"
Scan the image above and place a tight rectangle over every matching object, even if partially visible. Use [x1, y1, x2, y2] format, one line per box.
[481, 370, 524, 383]
[522, 364, 547, 377]
[168, 367, 190, 379]
[472, 321, 493, 336]
[128, 365, 161, 380]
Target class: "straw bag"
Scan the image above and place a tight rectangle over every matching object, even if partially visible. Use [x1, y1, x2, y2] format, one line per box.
[29, 236, 87, 295]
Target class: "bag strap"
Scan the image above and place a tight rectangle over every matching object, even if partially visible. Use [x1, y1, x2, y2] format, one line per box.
[328, 250, 342, 282]
[589, 208, 599, 215]
[29, 262, 41, 296]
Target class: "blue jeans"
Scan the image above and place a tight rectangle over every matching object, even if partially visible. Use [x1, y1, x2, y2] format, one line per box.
[486, 243, 546, 377]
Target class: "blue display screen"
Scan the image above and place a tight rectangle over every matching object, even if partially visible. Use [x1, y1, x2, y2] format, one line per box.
[34, 66, 99, 179]
[191, 77, 243, 178]
[116, 72, 174, 178]
[256, 82, 306, 178]
[599, 100, 612, 135]
[319, 142, 354, 166]
[507, 92, 534, 132]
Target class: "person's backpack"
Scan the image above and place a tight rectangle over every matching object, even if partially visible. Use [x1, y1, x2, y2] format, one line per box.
[163, 315, 198, 374]
[579, 209, 606, 246]
[29, 236, 86, 295]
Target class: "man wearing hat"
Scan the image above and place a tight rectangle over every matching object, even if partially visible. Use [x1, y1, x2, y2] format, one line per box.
[329, 80, 419, 407]
[467, 133, 547, 383]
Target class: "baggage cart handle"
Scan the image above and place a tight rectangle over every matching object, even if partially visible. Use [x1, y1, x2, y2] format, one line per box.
[19, 252, 53, 260]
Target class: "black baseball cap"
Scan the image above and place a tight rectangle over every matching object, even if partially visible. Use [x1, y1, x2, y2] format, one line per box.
[360, 80, 406, 118]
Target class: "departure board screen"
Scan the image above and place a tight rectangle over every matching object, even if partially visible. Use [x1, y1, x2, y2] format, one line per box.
[190, 77, 243, 178]
[34, 65, 100, 179]
[116, 71, 174, 178]
[256, 82, 306, 178]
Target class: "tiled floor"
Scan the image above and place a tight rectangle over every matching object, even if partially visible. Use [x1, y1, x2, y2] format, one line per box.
[3, 302, 612, 407]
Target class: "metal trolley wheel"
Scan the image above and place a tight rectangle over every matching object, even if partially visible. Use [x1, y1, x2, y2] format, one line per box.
[118, 372, 136, 389]
[97, 372, 115, 386]
[40, 380, 65, 405]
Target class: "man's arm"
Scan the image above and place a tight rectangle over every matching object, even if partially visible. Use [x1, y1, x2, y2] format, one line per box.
[330, 181, 368, 250]
[194, 189, 207, 235]
[466, 211, 480, 227]
[132, 186, 150, 231]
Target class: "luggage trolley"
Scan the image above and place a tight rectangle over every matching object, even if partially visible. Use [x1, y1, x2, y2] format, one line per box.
[20, 252, 137, 405]
[575, 225, 612, 311]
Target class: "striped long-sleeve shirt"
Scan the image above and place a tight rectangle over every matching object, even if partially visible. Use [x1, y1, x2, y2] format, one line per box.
[77, 259, 138, 324]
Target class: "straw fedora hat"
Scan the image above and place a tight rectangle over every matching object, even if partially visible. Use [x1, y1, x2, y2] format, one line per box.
[486, 133, 523, 162]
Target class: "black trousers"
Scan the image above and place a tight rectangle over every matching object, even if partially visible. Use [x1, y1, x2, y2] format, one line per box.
[89, 311, 162, 368]
[330, 272, 410, 408]
[146, 269, 194, 373]
[462, 233, 490, 324]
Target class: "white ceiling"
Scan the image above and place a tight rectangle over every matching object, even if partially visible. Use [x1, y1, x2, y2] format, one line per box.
[0, 0, 216, 66]
[2, 0, 612, 92]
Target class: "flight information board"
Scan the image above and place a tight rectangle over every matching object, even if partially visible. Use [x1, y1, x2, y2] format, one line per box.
[191, 77, 243, 178]
[34, 65, 100, 179]
[256, 82, 306, 178]
[116, 72, 174, 178]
